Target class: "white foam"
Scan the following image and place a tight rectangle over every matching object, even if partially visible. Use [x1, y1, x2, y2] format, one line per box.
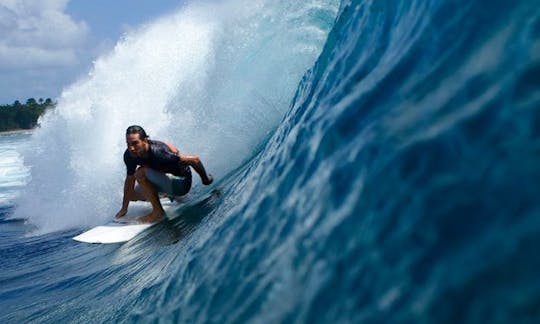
[0, 136, 31, 206]
[14, 0, 338, 233]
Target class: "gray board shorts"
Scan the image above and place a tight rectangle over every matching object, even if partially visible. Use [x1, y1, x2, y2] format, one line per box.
[135, 168, 191, 197]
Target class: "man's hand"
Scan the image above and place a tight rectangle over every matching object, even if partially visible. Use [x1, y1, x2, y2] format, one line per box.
[115, 208, 128, 219]
[203, 174, 213, 185]
[179, 153, 213, 186]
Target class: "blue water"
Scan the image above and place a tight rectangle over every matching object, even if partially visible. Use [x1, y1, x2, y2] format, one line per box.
[2, 0, 540, 322]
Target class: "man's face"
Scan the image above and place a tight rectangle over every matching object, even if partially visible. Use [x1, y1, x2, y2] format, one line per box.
[126, 133, 147, 157]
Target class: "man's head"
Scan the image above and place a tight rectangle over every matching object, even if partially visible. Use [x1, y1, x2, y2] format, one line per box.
[126, 125, 149, 157]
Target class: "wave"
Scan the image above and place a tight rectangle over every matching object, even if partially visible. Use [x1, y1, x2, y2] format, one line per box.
[4, 0, 540, 322]
[154, 0, 540, 322]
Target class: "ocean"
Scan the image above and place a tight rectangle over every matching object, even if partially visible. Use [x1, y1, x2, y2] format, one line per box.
[1, 0, 539, 322]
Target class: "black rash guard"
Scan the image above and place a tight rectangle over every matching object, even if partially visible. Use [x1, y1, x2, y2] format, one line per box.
[123, 140, 192, 178]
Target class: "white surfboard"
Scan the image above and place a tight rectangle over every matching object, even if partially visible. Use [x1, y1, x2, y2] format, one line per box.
[73, 200, 173, 244]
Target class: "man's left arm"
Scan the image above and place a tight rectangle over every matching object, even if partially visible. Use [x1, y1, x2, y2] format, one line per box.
[179, 153, 213, 185]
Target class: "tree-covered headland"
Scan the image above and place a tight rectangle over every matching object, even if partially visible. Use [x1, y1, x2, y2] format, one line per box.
[0, 98, 56, 132]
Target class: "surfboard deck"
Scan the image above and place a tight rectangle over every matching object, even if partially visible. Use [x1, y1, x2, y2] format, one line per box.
[73, 200, 173, 244]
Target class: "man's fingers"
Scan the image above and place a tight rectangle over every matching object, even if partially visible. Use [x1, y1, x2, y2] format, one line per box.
[115, 209, 127, 218]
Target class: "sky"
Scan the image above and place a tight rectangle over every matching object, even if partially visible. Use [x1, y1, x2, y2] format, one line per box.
[0, 0, 185, 104]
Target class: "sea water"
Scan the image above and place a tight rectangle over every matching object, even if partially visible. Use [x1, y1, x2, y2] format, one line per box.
[1, 0, 540, 322]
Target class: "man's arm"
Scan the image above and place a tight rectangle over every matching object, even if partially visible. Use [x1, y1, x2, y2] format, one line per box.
[116, 175, 136, 218]
[179, 153, 213, 185]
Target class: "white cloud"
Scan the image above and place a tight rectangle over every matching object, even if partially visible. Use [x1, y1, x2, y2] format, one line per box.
[0, 44, 77, 69]
[0, 0, 89, 70]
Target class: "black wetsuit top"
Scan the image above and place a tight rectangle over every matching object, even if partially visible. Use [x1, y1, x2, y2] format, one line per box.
[123, 140, 192, 178]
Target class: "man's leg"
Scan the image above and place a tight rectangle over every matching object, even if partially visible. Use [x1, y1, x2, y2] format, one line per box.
[127, 185, 146, 201]
[134, 167, 166, 223]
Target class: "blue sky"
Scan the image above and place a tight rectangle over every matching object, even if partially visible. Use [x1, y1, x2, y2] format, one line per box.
[0, 0, 186, 104]
[67, 0, 184, 40]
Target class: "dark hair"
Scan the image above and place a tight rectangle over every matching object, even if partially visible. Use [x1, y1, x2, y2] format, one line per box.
[126, 125, 149, 139]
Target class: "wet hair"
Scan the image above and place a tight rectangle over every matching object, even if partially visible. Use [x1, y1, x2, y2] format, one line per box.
[126, 125, 149, 140]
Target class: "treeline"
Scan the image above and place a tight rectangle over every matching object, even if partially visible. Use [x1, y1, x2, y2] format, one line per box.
[0, 98, 56, 132]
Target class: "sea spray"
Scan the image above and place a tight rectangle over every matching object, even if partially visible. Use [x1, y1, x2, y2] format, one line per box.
[13, 0, 338, 233]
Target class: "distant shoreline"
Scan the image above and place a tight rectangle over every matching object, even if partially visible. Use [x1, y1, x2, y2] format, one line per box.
[0, 129, 33, 136]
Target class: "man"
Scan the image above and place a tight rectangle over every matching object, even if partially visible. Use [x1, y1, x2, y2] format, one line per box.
[116, 125, 213, 223]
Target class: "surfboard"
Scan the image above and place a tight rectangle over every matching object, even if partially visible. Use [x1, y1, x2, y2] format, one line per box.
[73, 200, 173, 244]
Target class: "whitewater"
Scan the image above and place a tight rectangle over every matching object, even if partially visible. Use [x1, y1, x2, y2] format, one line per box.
[1, 0, 540, 322]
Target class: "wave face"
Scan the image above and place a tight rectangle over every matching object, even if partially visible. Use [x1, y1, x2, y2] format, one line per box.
[228, 0, 539, 322]
[2, 0, 540, 322]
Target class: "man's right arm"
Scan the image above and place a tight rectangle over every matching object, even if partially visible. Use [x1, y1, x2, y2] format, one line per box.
[116, 175, 136, 218]
[178, 153, 213, 185]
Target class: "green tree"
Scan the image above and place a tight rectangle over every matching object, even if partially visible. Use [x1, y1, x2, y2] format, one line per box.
[0, 97, 54, 132]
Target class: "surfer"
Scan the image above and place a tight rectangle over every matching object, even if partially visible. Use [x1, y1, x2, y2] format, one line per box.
[115, 125, 213, 223]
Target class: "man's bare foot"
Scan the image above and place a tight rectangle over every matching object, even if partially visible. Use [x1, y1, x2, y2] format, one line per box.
[138, 210, 165, 223]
